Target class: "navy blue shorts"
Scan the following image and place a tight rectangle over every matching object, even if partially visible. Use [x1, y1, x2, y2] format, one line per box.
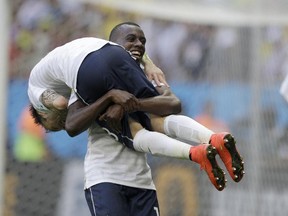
[85, 183, 160, 216]
[76, 44, 159, 149]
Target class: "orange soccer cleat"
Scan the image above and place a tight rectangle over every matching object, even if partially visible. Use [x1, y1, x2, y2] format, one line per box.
[210, 133, 245, 182]
[190, 144, 226, 191]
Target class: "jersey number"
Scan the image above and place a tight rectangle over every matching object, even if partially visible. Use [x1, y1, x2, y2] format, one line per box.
[154, 207, 159, 216]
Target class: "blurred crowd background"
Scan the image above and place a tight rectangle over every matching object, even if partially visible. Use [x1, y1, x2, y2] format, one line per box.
[4, 0, 288, 216]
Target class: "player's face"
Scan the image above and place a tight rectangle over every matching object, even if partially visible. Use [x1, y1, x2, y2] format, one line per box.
[39, 110, 67, 131]
[117, 25, 146, 61]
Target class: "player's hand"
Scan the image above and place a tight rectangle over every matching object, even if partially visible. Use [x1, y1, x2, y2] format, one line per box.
[99, 104, 123, 132]
[141, 53, 169, 87]
[108, 89, 139, 112]
[41, 89, 69, 110]
[144, 63, 169, 87]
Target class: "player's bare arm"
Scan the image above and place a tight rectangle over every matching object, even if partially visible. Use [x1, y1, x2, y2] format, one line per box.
[141, 53, 169, 87]
[65, 89, 139, 136]
[65, 85, 180, 137]
[40, 89, 68, 111]
[98, 85, 181, 133]
[136, 85, 181, 116]
[97, 86, 181, 136]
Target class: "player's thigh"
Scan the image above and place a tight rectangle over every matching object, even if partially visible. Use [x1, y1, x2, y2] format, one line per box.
[149, 114, 165, 133]
[85, 183, 129, 216]
[129, 118, 144, 138]
[97, 113, 152, 150]
[129, 188, 160, 216]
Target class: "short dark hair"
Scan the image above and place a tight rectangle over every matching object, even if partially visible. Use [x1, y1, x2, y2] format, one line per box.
[29, 104, 42, 126]
[109, 21, 140, 41]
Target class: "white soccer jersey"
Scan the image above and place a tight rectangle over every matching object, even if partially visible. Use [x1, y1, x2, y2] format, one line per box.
[28, 37, 117, 111]
[84, 123, 156, 190]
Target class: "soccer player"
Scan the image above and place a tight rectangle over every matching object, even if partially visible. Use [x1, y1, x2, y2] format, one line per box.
[28, 35, 244, 192]
[70, 22, 245, 186]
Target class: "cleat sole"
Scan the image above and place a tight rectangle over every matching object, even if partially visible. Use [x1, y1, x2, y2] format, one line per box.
[206, 145, 226, 191]
[223, 134, 245, 182]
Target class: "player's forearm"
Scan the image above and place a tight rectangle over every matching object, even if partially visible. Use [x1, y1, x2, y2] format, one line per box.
[136, 86, 181, 116]
[140, 52, 152, 66]
[142, 56, 159, 76]
[65, 89, 138, 136]
[141, 53, 169, 87]
[65, 95, 113, 137]
[137, 94, 181, 116]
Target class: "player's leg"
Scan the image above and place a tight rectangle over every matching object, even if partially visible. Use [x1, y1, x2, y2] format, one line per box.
[159, 114, 245, 182]
[129, 119, 226, 191]
[85, 183, 130, 216]
[150, 114, 213, 143]
[97, 114, 226, 190]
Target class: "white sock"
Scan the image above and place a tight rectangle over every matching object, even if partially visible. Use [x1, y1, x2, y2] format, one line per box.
[163, 115, 214, 144]
[133, 128, 191, 159]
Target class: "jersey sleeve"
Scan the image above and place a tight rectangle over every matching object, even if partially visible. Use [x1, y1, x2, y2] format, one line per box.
[27, 84, 49, 112]
[68, 90, 78, 106]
